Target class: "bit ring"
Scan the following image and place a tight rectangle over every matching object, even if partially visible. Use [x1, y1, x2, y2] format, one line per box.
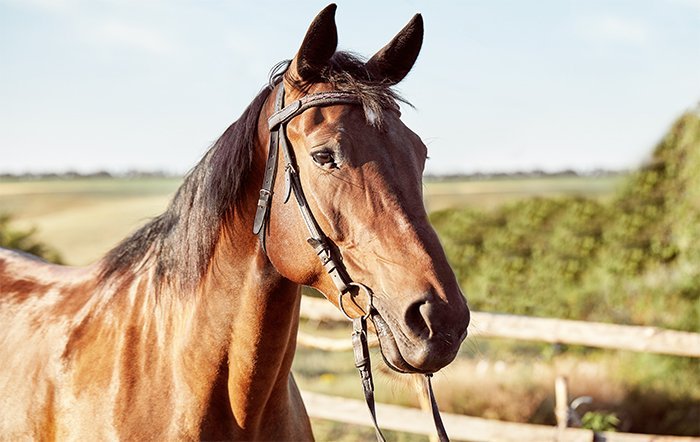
[338, 282, 373, 320]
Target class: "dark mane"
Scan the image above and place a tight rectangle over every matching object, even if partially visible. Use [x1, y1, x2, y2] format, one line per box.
[99, 52, 402, 291]
[99, 85, 271, 289]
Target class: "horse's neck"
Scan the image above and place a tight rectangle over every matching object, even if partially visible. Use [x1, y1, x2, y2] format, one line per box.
[69, 227, 302, 436]
[193, 235, 304, 432]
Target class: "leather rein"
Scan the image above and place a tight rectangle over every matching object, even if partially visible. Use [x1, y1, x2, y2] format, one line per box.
[253, 82, 449, 442]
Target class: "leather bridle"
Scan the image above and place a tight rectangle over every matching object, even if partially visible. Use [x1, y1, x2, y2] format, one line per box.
[252, 81, 449, 442]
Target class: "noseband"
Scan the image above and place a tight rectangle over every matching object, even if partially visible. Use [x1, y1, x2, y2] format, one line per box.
[253, 82, 449, 442]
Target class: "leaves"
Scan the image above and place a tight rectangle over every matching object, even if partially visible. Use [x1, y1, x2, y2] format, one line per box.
[430, 111, 700, 331]
[581, 411, 620, 432]
[0, 213, 63, 264]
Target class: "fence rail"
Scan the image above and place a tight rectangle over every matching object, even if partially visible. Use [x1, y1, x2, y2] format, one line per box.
[298, 295, 700, 441]
[300, 390, 700, 442]
[299, 296, 700, 357]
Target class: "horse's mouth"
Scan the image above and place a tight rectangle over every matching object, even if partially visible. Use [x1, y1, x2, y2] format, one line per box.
[369, 310, 433, 374]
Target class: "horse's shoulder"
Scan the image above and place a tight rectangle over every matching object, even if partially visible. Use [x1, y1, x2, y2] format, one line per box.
[0, 247, 96, 286]
[1, 247, 37, 259]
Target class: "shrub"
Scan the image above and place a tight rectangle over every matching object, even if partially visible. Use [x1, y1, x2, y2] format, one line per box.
[430, 111, 700, 331]
[0, 213, 63, 264]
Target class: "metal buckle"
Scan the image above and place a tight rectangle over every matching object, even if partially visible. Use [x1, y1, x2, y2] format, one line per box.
[257, 188, 272, 207]
[338, 282, 373, 321]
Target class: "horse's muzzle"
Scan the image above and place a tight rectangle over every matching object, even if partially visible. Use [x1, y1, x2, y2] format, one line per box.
[371, 295, 470, 373]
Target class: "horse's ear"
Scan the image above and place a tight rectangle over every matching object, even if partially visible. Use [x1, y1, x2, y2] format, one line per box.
[289, 4, 338, 82]
[365, 14, 423, 85]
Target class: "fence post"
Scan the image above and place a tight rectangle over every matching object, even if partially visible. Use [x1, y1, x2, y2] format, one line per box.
[413, 374, 439, 442]
[555, 375, 569, 440]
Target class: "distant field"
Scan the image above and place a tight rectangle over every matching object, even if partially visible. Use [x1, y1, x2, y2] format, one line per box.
[0, 175, 624, 265]
[423, 175, 623, 212]
[0, 178, 180, 265]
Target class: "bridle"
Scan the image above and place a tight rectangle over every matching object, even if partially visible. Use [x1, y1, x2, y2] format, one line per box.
[252, 81, 449, 442]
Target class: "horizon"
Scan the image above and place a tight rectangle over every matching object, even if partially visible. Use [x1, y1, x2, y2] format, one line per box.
[0, 166, 631, 178]
[1, 1, 699, 175]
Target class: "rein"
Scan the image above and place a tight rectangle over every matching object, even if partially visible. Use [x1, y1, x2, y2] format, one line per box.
[253, 83, 449, 442]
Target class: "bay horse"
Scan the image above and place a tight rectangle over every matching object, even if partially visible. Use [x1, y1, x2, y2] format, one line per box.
[0, 4, 469, 440]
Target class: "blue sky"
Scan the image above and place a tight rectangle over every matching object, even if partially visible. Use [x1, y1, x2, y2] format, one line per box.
[1, 0, 699, 174]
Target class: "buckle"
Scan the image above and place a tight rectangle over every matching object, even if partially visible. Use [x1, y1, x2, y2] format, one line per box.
[257, 188, 272, 208]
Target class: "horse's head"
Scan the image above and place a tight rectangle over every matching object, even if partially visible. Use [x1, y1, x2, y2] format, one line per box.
[262, 4, 469, 374]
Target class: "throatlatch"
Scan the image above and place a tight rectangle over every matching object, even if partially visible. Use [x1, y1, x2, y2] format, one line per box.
[254, 81, 449, 442]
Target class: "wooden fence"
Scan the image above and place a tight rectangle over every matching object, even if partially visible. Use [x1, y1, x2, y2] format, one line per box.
[296, 295, 700, 441]
[300, 390, 698, 442]
[298, 296, 700, 357]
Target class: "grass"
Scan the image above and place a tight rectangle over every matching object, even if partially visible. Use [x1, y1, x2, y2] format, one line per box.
[0, 175, 621, 265]
[311, 419, 429, 442]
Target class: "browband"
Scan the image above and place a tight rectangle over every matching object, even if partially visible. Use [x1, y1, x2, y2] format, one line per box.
[268, 90, 361, 129]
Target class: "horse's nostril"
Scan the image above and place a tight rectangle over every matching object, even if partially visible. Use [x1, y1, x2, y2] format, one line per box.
[402, 295, 470, 343]
[404, 299, 431, 339]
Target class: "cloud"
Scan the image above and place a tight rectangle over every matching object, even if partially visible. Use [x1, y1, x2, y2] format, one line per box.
[575, 15, 651, 45]
[0, 0, 77, 13]
[92, 21, 175, 55]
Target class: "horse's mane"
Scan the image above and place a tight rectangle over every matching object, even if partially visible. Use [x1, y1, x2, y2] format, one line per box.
[99, 52, 401, 291]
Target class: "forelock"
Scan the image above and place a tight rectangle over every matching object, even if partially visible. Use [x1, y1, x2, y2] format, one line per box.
[283, 52, 409, 127]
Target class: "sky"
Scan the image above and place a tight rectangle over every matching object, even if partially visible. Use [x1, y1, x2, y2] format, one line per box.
[1, 0, 699, 175]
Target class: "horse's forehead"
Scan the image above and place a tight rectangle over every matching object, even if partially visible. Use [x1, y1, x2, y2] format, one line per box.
[297, 104, 404, 143]
[289, 110, 424, 182]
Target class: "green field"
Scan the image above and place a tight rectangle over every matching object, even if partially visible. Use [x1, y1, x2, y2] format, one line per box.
[0, 178, 180, 265]
[0, 175, 622, 265]
[423, 175, 622, 212]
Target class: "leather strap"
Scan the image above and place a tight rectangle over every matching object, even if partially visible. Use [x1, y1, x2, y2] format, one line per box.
[254, 81, 451, 441]
[252, 86, 286, 251]
[425, 374, 450, 442]
[253, 84, 359, 255]
[275, 93, 353, 296]
[353, 316, 386, 442]
[351, 313, 450, 441]
[268, 91, 360, 130]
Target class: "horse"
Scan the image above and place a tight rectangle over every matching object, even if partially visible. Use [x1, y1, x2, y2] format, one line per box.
[0, 4, 470, 440]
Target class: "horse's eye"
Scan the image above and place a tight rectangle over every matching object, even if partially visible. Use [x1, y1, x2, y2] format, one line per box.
[311, 151, 335, 167]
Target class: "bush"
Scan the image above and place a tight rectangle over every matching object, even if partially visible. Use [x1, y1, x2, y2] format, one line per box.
[0, 213, 63, 264]
[431, 197, 608, 319]
[428, 110, 700, 435]
[430, 111, 700, 331]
